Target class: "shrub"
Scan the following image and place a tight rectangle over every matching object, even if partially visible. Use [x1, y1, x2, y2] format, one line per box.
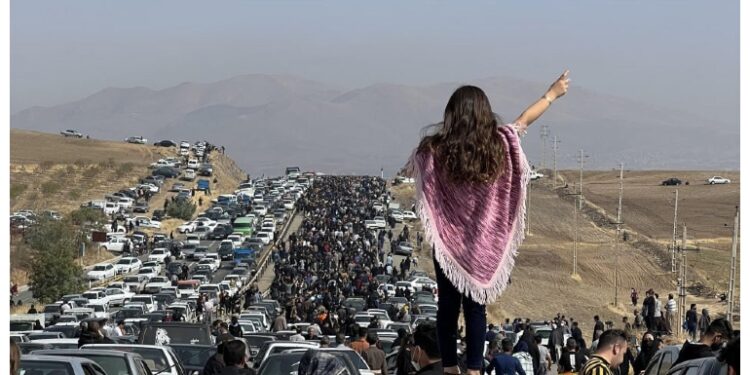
[82, 166, 101, 178]
[27, 219, 84, 303]
[166, 199, 196, 221]
[69, 207, 106, 225]
[115, 162, 135, 178]
[10, 183, 27, 200]
[67, 190, 81, 200]
[40, 181, 61, 196]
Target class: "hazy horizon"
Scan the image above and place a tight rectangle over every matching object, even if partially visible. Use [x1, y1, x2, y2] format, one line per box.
[11, 0, 739, 131]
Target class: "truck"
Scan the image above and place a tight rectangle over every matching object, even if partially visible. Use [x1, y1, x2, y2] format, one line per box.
[196, 179, 210, 192]
[233, 248, 256, 266]
[10, 314, 46, 334]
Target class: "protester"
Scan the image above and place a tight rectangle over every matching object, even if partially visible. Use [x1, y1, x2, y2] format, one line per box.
[404, 72, 570, 375]
[580, 330, 629, 375]
[411, 322, 443, 375]
[557, 338, 587, 374]
[361, 333, 389, 375]
[488, 338, 526, 375]
[672, 318, 733, 367]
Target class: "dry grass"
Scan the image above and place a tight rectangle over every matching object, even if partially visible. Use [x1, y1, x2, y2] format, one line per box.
[10, 129, 248, 288]
[388, 171, 740, 337]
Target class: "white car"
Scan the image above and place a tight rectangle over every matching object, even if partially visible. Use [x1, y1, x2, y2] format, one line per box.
[187, 159, 200, 169]
[223, 274, 243, 290]
[181, 169, 196, 181]
[128, 295, 157, 313]
[126, 136, 148, 144]
[194, 217, 217, 227]
[409, 276, 437, 292]
[144, 276, 171, 294]
[402, 211, 418, 221]
[137, 267, 158, 280]
[138, 183, 160, 193]
[180, 141, 191, 149]
[530, 170, 544, 181]
[123, 275, 148, 293]
[227, 235, 243, 248]
[148, 248, 170, 263]
[103, 288, 134, 306]
[99, 237, 133, 252]
[204, 254, 222, 269]
[198, 258, 219, 272]
[255, 232, 272, 245]
[178, 221, 197, 234]
[86, 264, 116, 281]
[390, 210, 404, 223]
[186, 235, 201, 245]
[707, 176, 731, 184]
[128, 216, 161, 229]
[114, 257, 142, 274]
[141, 261, 162, 274]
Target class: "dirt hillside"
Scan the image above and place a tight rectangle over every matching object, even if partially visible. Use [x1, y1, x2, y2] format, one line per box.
[390, 169, 739, 338]
[9, 129, 248, 285]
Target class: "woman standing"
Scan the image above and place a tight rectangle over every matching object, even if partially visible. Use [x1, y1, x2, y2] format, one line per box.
[407, 71, 570, 374]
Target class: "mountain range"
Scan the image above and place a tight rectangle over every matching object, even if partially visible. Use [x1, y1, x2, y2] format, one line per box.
[11, 74, 739, 176]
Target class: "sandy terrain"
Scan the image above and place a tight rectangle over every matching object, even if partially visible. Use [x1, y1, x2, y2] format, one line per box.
[9, 129, 248, 285]
[389, 170, 739, 338]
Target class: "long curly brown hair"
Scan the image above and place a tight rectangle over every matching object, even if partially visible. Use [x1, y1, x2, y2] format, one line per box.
[416, 85, 505, 183]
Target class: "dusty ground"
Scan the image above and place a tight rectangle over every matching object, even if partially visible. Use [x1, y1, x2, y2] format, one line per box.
[389, 171, 739, 338]
[9, 129, 248, 285]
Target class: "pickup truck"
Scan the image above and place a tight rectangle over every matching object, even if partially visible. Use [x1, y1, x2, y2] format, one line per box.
[127, 216, 161, 229]
[99, 237, 132, 252]
[122, 275, 148, 293]
[144, 276, 171, 294]
[60, 129, 83, 138]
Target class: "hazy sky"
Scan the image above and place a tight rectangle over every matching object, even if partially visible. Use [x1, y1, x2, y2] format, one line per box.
[11, 0, 739, 126]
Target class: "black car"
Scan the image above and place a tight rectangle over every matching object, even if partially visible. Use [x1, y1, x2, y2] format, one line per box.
[151, 210, 166, 222]
[169, 344, 216, 374]
[207, 224, 233, 240]
[662, 178, 682, 186]
[154, 140, 177, 147]
[133, 203, 150, 213]
[152, 167, 180, 178]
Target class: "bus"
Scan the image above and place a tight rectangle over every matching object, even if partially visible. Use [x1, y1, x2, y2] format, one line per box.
[232, 217, 254, 236]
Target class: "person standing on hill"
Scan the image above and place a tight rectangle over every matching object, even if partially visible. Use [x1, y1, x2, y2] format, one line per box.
[405, 71, 570, 375]
[665, 294, 677, 335]
[630, 288, 638, 306]
[642, 290, 655, 331]
[685, 304, 699, 341]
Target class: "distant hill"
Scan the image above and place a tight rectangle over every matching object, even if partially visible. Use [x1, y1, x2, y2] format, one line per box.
[12, 74, 739, 175]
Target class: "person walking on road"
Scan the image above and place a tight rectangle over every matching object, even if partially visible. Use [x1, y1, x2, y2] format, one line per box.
[405, 72, 570, 375]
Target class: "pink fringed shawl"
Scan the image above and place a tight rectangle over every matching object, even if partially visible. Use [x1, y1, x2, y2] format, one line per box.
[410, 124, 530, 305]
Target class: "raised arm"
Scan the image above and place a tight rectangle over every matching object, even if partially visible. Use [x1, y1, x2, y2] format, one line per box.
[514, 70, 570, 134]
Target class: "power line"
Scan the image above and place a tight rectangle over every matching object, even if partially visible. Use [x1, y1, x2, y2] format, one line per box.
[540, 125, 550, 170]
[552, 136, 561, 188]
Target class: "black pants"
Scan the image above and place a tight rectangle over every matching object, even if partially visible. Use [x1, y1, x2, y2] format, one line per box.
[434, 256, 487, 370]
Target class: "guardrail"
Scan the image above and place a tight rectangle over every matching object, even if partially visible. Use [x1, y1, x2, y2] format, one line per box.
[238, 206, 299, 300]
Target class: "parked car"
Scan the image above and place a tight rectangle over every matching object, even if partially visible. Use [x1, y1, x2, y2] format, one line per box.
[20, 354, 107, 375]
[125, 136, 148, 144]
[154, 140, 177, 147]
[662, 178, 682, 186]
[60, 129, 84, 138]
[181, 169, 196, 181]
[152, 167, 180, 178]
[707, 176, 731, 184]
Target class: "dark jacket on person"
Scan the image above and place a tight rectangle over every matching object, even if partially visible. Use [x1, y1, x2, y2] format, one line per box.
[557, 349, 587, 373]
[202, 353, 226, 375]
[672, 342, 714, 368]
[489, 352, 526, 375]
[218, 366, 252, 375]
[415, 361, 444, 375]
[77, 331, 113, 348]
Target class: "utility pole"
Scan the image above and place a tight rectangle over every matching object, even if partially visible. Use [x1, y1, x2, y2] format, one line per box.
[567, 189, 582, 277]
[678, 223, 687, 336]
[727, 206, 739, 323]
[575, 149, 588, 209]
[540, 125, 550, 170]
[613, 163, 624, 306]
[526, 182, 532, 235]
[671, 190, 679, 273]
[552, 136, 560, 188]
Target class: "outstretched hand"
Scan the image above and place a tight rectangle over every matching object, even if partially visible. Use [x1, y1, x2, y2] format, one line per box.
[547, 70, 570, 101]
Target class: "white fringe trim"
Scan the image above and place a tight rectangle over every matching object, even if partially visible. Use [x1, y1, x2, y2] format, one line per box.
[413, 131, 530, 305]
